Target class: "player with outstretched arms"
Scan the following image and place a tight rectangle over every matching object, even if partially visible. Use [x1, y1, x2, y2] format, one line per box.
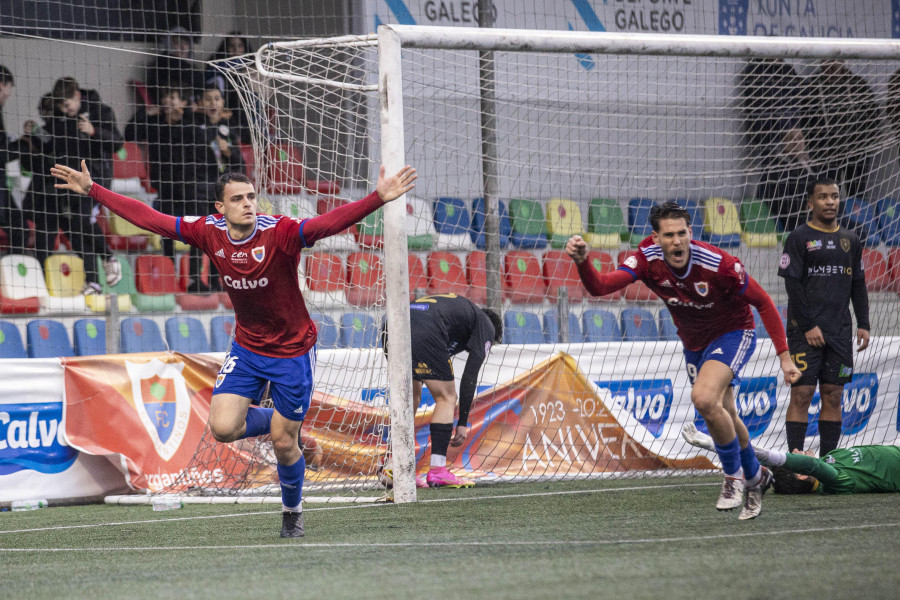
[52, 159, 416, 538]
[566, 201, 801, 520]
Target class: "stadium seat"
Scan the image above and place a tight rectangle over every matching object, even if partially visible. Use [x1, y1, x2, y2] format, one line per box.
[165, 316, 210, 353]
[542, 250, 584, 303]
[503, 310, 543, 344]
[0, 254, 62, 313]
[465, 251, 487, 305]
[303, 252, 347, 308]
[339, 312, 379, 348]
[90, 255, 134, 314]
[841, 197, 881, 247]
[433, 197, 475, 251]
[470, 197, 511, 250]
[616, 251, 656, 302]
[26, 319, 74, 358]
[542, 310, 582, 343]
[238, 142, 256, 179]
[627, 197, 656, 246]
[175, 254, 220, 311]
[355, 206, 384, 249]
[583, 250, 622, 300]
[426, 251, 468, 297]
[544, 198, 583, 248]
[209, 315, 236, 353]
[310, 312, 338, 349]
[673, 198, 707, 242]
[346, 252, 384, 307]
[703, 198, 742, 247]
[582, 309, 622, 342]
[96, 208, 148, 252]
[0, 320, 27, 358]
[314, 195, 358, 252]
[658, 310, 679, 341]
[888, 248, 900, 293]
[739, 198, 779, 248]
[266, 141, 305, 194]
[585, 198, 627, 248]
[862, 248, 890, 292]
[404, 196, 435, 250]
[73, 318, 106, 356]
[44, 253, 87, 297]
[508, 198, 548, 249]
[620, 307, 659, 341]
[133, 254, 177, 312]
[120, 317, 167, 353]
[877, 198, 900, 247]
[408, 254, 428, 301]
[112, 141, 155, 197]
[503, 250, 546, 303]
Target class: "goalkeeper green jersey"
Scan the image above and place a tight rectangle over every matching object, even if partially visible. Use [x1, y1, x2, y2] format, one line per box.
[816, 446, 900, 494]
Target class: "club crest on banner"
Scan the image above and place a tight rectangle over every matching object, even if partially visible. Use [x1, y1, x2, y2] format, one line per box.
[252, 246, 266, 262]
[125, 359, 192, 461]
[694, 281, 709, 296]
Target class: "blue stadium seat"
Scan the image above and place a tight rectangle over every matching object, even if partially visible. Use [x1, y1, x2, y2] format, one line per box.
[310, 312, 339, 349]
[672, 198, 706, 241]
[620, 307, 659, 341]
[339, 313, 379, 348]
[841, 197, 881, 246]
[120, 317, 167, 353]
[209, 315, 235, 353]
[165, 316, 210, 353]
[582, 309, 622, 342]
[876, 197, 900, 246]
[542, 311, 582, 343]
[73, 318, 106, 356]
[658, 310, 679, 341]
[627, 197, 656, 245]
[433, 197, 474, 250]
[503, 310, 543, 344]
[26, 319, 74, 358]
[0, 320, 26, 358]
[470, 197, 511, 249]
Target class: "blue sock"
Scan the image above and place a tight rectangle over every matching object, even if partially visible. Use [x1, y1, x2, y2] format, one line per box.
[242, 407, 273, 439]
[714, 437, 743, 478]
[277, 454, 305, 511]
[740, 442, 761, 482]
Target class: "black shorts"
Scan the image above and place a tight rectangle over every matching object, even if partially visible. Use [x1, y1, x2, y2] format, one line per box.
[788, 330, 854, 387]
[410, 324, 454, 382]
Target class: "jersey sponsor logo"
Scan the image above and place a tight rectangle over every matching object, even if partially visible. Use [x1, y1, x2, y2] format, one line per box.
[215, 248, 226, 259]
[694, 281, 709, 296]
[0, 401, 77, 475]
[183, 216, 201, 223]
[252, 246, 266, 262]
[694, 376, 777, 439]
[779, 253, 790, 269]
[808, 265, 851, 276]
[666, 297, 714, 309]
[806, 373, 877, 437]
[806, 240, 823, 251]
[841, 238, 851, 253]
[596, 379, 673, 438]
[624, 255, 638, 269]
[223, 275, 270, 290]
[410, 303, 429, 311]
[125, 359, 192, 462]
[231, 251, 248, 264]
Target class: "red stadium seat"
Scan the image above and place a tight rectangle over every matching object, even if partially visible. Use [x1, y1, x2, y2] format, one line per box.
[617, 251, 656, 302]
[585, 250, 622, 300]
[266, 142, 305, 194]
[113, 141, 155, 194]
[134, 254, 179, 294]
[175, 254, 220, 310]
[408, 254, 428, 300]
[238, 142, 256, 179]
[542, 250, 584, 303]
[862, 248, 890, 292]
[305, 252, 345, 293]
[346, 251, 384, 307]
[426, 251, 468, 296]
[465, 251, 487, 305]
[0, 291, 40, 314]
[503, 250, 546, 304]
[888, 248, 900, 293]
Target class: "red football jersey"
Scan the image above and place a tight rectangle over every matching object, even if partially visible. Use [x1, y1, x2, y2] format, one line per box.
[180, 214, 315, 357]
[619, 236, 755, 351]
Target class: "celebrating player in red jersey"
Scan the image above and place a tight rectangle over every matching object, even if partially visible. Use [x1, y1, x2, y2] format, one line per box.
[566, 201, 800, 520]
[52, 159, 416, 537]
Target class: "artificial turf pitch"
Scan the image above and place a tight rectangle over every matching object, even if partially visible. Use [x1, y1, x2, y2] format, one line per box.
[1, 476, 897, 599]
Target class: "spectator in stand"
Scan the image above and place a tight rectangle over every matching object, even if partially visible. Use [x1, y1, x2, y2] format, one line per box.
[205, 32, 260, 136]
[0, 65, 29, 253]
[198, 79, 251, 148]
[44, 77, 122, 293]
[805, 60, 882, 201]
[147, 26, 206, 107]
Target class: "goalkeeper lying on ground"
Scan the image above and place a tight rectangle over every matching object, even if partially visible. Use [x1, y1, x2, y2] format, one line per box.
[682, 423, 900, 495]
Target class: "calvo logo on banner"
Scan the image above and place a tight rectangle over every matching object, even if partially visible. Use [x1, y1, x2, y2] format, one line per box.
[596, 379, 673, 438]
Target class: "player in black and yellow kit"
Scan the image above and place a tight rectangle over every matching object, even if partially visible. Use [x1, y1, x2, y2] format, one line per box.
[384, 294, 502, 488]
[777, 176, 870, 456]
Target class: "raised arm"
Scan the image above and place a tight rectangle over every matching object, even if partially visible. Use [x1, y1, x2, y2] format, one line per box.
[566, 235, 635, 297]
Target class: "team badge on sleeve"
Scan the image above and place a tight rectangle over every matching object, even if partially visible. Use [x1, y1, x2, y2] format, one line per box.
[252, 246, 266, 262]
[183, 216, 201, 223]
[779, 253, 790, 269]
[624, 255, 638, 269]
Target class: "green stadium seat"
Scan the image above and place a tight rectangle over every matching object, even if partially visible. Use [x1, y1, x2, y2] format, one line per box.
[585, 198, 627, 248]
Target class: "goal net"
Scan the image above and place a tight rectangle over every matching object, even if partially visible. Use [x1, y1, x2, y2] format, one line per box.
[156, 27, 900, 500]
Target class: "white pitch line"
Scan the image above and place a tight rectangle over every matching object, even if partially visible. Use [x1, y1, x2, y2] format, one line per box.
[1, 522, 898, 552]
[0, 481, 718, 536]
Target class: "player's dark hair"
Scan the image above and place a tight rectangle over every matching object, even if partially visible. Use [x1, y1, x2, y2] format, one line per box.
[806, 175, 838, 199]
[51, 77, 79, 102]
[215, 172, 253, 203]
[483, 308, 503, 344]
[771, 466, 816, 495]
[0, 65, 13, 85]
[649, 201, 691, 232]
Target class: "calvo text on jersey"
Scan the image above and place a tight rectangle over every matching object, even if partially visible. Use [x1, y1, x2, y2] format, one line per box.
[223, 275, 270, 289]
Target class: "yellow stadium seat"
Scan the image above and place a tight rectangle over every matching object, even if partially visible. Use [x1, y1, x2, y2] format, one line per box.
[703, 197, 742, 247]
[545, 198, 584, 248]
[44, 253, 86, 297]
